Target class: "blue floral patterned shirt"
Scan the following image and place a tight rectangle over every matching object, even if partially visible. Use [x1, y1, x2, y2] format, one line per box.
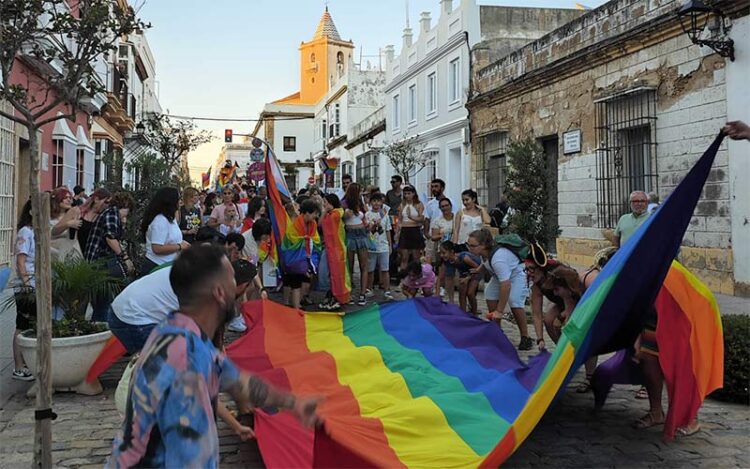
[108, 312, 241, 468]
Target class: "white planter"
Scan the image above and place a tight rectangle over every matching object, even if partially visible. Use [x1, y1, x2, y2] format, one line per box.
[17, 329, 113, 395]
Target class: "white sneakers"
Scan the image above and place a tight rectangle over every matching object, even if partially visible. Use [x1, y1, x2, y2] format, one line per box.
[227, 315, 247, 333]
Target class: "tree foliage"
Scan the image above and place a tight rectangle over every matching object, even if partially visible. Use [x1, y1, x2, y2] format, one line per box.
[505, 137, 559, 249]
[0, 0, 146, 126]
[380, 135, 428, 184]
[141, 113, 213, 170]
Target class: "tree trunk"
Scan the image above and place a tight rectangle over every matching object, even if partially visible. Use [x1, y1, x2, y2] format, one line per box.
[28, 127, 53, 469]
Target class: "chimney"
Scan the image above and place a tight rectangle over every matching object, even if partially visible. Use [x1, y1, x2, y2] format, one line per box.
[420, 11, 431, 33]
[441, 0, 453, 15]
[384, 45, 395, 66]
[403, 27, 413, 48]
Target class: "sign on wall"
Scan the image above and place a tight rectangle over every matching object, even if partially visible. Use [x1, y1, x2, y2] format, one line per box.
[563, 129, 581, 155]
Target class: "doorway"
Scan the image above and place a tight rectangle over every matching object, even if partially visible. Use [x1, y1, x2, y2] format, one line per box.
[538, 135, 559, 253]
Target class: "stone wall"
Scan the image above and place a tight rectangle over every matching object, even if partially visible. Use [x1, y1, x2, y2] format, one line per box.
[468, 0, 748, 295]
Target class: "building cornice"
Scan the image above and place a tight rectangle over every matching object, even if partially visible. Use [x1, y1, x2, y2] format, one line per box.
[385, 32, 466, 93]
[410, 117, 468, 144]
[345, 119, 386, 150]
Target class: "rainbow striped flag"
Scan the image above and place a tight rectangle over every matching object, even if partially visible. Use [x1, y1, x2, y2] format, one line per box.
[320, 208, 351, 304]
[655, 261, 723, 439]
[229, 133, 726, 467]
[264, 145, 321, 275]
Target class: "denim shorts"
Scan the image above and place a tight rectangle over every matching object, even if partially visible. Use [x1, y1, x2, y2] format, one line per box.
[484, 274, 529, 308]
[107, 307, 157, 354]
[367, 251, 390, 272]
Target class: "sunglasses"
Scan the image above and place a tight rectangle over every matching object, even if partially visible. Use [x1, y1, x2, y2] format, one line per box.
[466, 242, 480, 248]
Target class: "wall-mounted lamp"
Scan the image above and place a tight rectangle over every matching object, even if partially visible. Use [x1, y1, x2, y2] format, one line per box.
[677, 0, 735, 61]
[135, 121, 145, 136]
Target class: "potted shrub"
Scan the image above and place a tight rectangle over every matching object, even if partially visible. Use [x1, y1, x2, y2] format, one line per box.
[11, 257, 123, 395]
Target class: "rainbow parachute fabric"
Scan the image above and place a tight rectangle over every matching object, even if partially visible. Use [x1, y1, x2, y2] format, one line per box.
[228, 134, 725, 467]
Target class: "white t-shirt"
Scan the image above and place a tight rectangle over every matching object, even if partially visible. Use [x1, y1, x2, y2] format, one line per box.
[146, 214, 183, 265]
[15, 226, 35, 288]
[242, 232, 259, 264]
[365, 209, 392, 253]
[487, 247, 525, 282]
[430, 216, 454, 243]
[111, 265, 178, 326]
[424, 196, 457, 222]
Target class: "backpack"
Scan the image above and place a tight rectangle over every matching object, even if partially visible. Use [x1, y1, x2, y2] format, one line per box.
[491, 233, 530, 263]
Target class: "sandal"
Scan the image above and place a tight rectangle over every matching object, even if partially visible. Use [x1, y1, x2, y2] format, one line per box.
[576, 375, 593, 393]
[634, 386, 649, 399]
[676, 422, 701, 437]
[632, 412, 665, 429]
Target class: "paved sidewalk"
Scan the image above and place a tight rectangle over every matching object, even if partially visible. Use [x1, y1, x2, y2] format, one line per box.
[1, 286, 748, 468]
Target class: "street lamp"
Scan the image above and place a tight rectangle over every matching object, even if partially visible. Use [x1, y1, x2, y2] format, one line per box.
[677, 0, 735, 61]
[135, 121, 145, 136]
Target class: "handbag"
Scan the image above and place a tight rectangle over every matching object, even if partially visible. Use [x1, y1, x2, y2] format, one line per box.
[104, 255, 127, 279]
[115, 353, 139, 415]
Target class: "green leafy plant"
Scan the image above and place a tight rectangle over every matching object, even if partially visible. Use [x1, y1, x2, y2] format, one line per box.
[505, 137, 560, 250]
[8, 258, 124, 338]
[709, 314, 749, 405]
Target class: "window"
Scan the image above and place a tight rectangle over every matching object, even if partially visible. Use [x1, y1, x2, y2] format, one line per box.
[283, 136, 296, 152]
[0, 100, 16, 267]
[321, 119, 327, 140]
[427, 72, 437, 114]
[328, 104, 340, 139]
[595, 89, 658, 228]
[414, 151, 438, 197]
[392, 94, 400, 129]
[408, 84, 418, 121]
[473, 132, 508, 207]
[310, 53, 316, 63]
[356, 151, 379, 188]
[76, 149, 85, 186]
[335, 161, 354, 188]
[449, 58, 460, 103]
[52, 153, 64, 188]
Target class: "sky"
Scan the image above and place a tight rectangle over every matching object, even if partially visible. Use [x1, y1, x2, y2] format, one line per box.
[137, 0, 608, 181]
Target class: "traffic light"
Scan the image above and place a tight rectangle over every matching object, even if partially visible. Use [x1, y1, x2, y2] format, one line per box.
[224, 129, 233, 143]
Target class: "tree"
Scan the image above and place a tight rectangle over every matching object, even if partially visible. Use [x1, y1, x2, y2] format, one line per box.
[380, 134, 428, 184]
[0, 1, 144, 465]
[505, 137, 560, 250]
[140, 112, 213, 171]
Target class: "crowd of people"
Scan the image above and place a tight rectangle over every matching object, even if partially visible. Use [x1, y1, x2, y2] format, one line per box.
[5, 120, 747, 465]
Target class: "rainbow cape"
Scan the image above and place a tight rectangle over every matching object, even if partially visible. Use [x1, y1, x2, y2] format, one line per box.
[320, 208, 351, 304]
[264, 145, 321, 275]
[228, 133, 726, 467]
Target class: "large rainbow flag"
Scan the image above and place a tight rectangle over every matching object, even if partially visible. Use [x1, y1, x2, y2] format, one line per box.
[228, 133, 726, 467]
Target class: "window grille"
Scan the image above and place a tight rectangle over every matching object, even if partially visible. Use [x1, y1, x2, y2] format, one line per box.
[595, 88, 658, 228]
[356, 150, 379, 188]
[283, 136, 296, 152]
[473, 132, 507, 207]
[0, 100, 15, 267]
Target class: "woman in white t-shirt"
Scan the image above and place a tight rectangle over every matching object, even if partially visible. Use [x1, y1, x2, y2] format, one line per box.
[140, 187, 189, 275]
[12, 201, 35, 381]
[453, 189, 491, 246]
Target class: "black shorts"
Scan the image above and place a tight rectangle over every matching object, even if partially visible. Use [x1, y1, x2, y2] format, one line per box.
[14, 289, 35, 330]
[283, 273, 309, 289]
[399, 226, 425, 250]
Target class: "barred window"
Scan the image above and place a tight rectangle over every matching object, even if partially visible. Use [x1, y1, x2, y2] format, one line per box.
[473, 132, 507, 207]
[595, 88, 658, 228]
[356, 151, 379, 188]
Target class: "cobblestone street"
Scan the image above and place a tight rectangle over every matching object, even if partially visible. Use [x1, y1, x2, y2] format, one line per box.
[1, 287, 748, 468]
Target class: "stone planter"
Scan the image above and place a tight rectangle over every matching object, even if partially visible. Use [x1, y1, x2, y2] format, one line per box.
[17, 329, 112, 396]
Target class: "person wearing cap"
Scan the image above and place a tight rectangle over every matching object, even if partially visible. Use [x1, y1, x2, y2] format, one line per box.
[524, 242, 564, 352]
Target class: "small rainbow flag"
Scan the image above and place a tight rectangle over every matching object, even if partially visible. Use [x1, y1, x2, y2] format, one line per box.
[320, 207, 351, 304]
[655, 261, 723, 439]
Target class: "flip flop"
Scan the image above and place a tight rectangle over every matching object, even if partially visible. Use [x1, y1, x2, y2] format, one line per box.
[677, 423, 701, 437]
[632, 412, 665, 429]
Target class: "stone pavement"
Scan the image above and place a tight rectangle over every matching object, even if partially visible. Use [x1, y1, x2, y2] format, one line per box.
[1, 285, 749, 468]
